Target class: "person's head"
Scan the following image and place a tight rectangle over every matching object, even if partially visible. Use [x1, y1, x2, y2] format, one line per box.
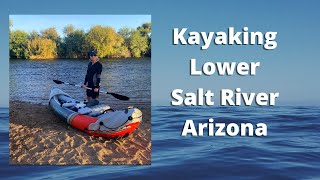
[89, 50, 98, 63]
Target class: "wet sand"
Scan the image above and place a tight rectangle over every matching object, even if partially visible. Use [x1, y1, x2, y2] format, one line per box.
[9, 101, 151, 165]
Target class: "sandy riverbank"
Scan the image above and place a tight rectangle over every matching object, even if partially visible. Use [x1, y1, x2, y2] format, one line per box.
[9, 101, 151, 165]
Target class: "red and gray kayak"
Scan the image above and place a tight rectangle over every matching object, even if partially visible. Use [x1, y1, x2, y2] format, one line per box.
[49, 88, 142, 138]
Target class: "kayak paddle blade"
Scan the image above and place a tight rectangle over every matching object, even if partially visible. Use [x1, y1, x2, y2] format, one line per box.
[109, 93, 130, 101]
[53, 80, 64, 84]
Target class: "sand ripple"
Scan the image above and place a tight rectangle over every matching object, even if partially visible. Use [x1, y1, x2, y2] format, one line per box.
[9, 101, 151, 165]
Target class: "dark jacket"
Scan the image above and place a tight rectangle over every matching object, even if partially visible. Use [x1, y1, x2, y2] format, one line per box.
[84, 61, 102, 88]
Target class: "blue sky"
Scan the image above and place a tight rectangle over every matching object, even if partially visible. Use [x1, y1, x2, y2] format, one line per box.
[10, 15, 151, 36]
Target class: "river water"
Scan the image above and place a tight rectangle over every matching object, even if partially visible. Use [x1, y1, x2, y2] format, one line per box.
[10, 58, 151, 109]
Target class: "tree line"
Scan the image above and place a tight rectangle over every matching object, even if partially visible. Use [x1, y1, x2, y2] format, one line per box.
[9, 21, 151, 60]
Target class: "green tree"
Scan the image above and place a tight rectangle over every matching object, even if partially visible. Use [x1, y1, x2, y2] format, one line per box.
[58, 24, 85, 58]
[85, 25, 124, 58]
[113, 46, 131, 58]
[26, 38, 57, 59]
[118, 27, 134, 46]
[137, 22, 151, 37]
[129, 30, 149, 58]
[147, 37, 151, 56]
[63, 29, 87, 58]
[28, 31, 40, 40]
[141, 23, 151, 57]
[41, 27, 60, 42]
[63, 24, 75, 36]
[135, 22, 151, 57]
[41, 27, 62, 57]
[9, 30, 28, 59]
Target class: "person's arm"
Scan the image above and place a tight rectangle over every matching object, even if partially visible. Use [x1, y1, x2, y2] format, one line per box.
[96, 63, 102, 88]
[84, 74, 88, 85]
[83, 63, 90, 86]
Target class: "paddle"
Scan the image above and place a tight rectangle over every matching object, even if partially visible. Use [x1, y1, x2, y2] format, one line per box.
[53, 80, 130, 101]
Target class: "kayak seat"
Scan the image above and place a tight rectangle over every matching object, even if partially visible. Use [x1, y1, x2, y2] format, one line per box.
[62, 102, 77, 108]
[88, 108, 142, 131]
[78, 104, 111, 117]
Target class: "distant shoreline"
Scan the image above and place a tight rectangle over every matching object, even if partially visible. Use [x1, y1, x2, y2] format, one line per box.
[10, 57, 151, 61]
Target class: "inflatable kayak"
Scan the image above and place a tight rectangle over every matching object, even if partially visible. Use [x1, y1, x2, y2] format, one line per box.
[49, 88, 142, 138]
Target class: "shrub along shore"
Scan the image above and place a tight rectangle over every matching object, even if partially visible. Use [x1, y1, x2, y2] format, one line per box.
[9, 20, 151, 60]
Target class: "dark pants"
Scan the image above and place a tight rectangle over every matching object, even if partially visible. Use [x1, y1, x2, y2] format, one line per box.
[86, 88, 99, 99]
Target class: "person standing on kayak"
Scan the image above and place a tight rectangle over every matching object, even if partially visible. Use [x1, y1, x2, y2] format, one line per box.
[83, 50, 103, 101]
